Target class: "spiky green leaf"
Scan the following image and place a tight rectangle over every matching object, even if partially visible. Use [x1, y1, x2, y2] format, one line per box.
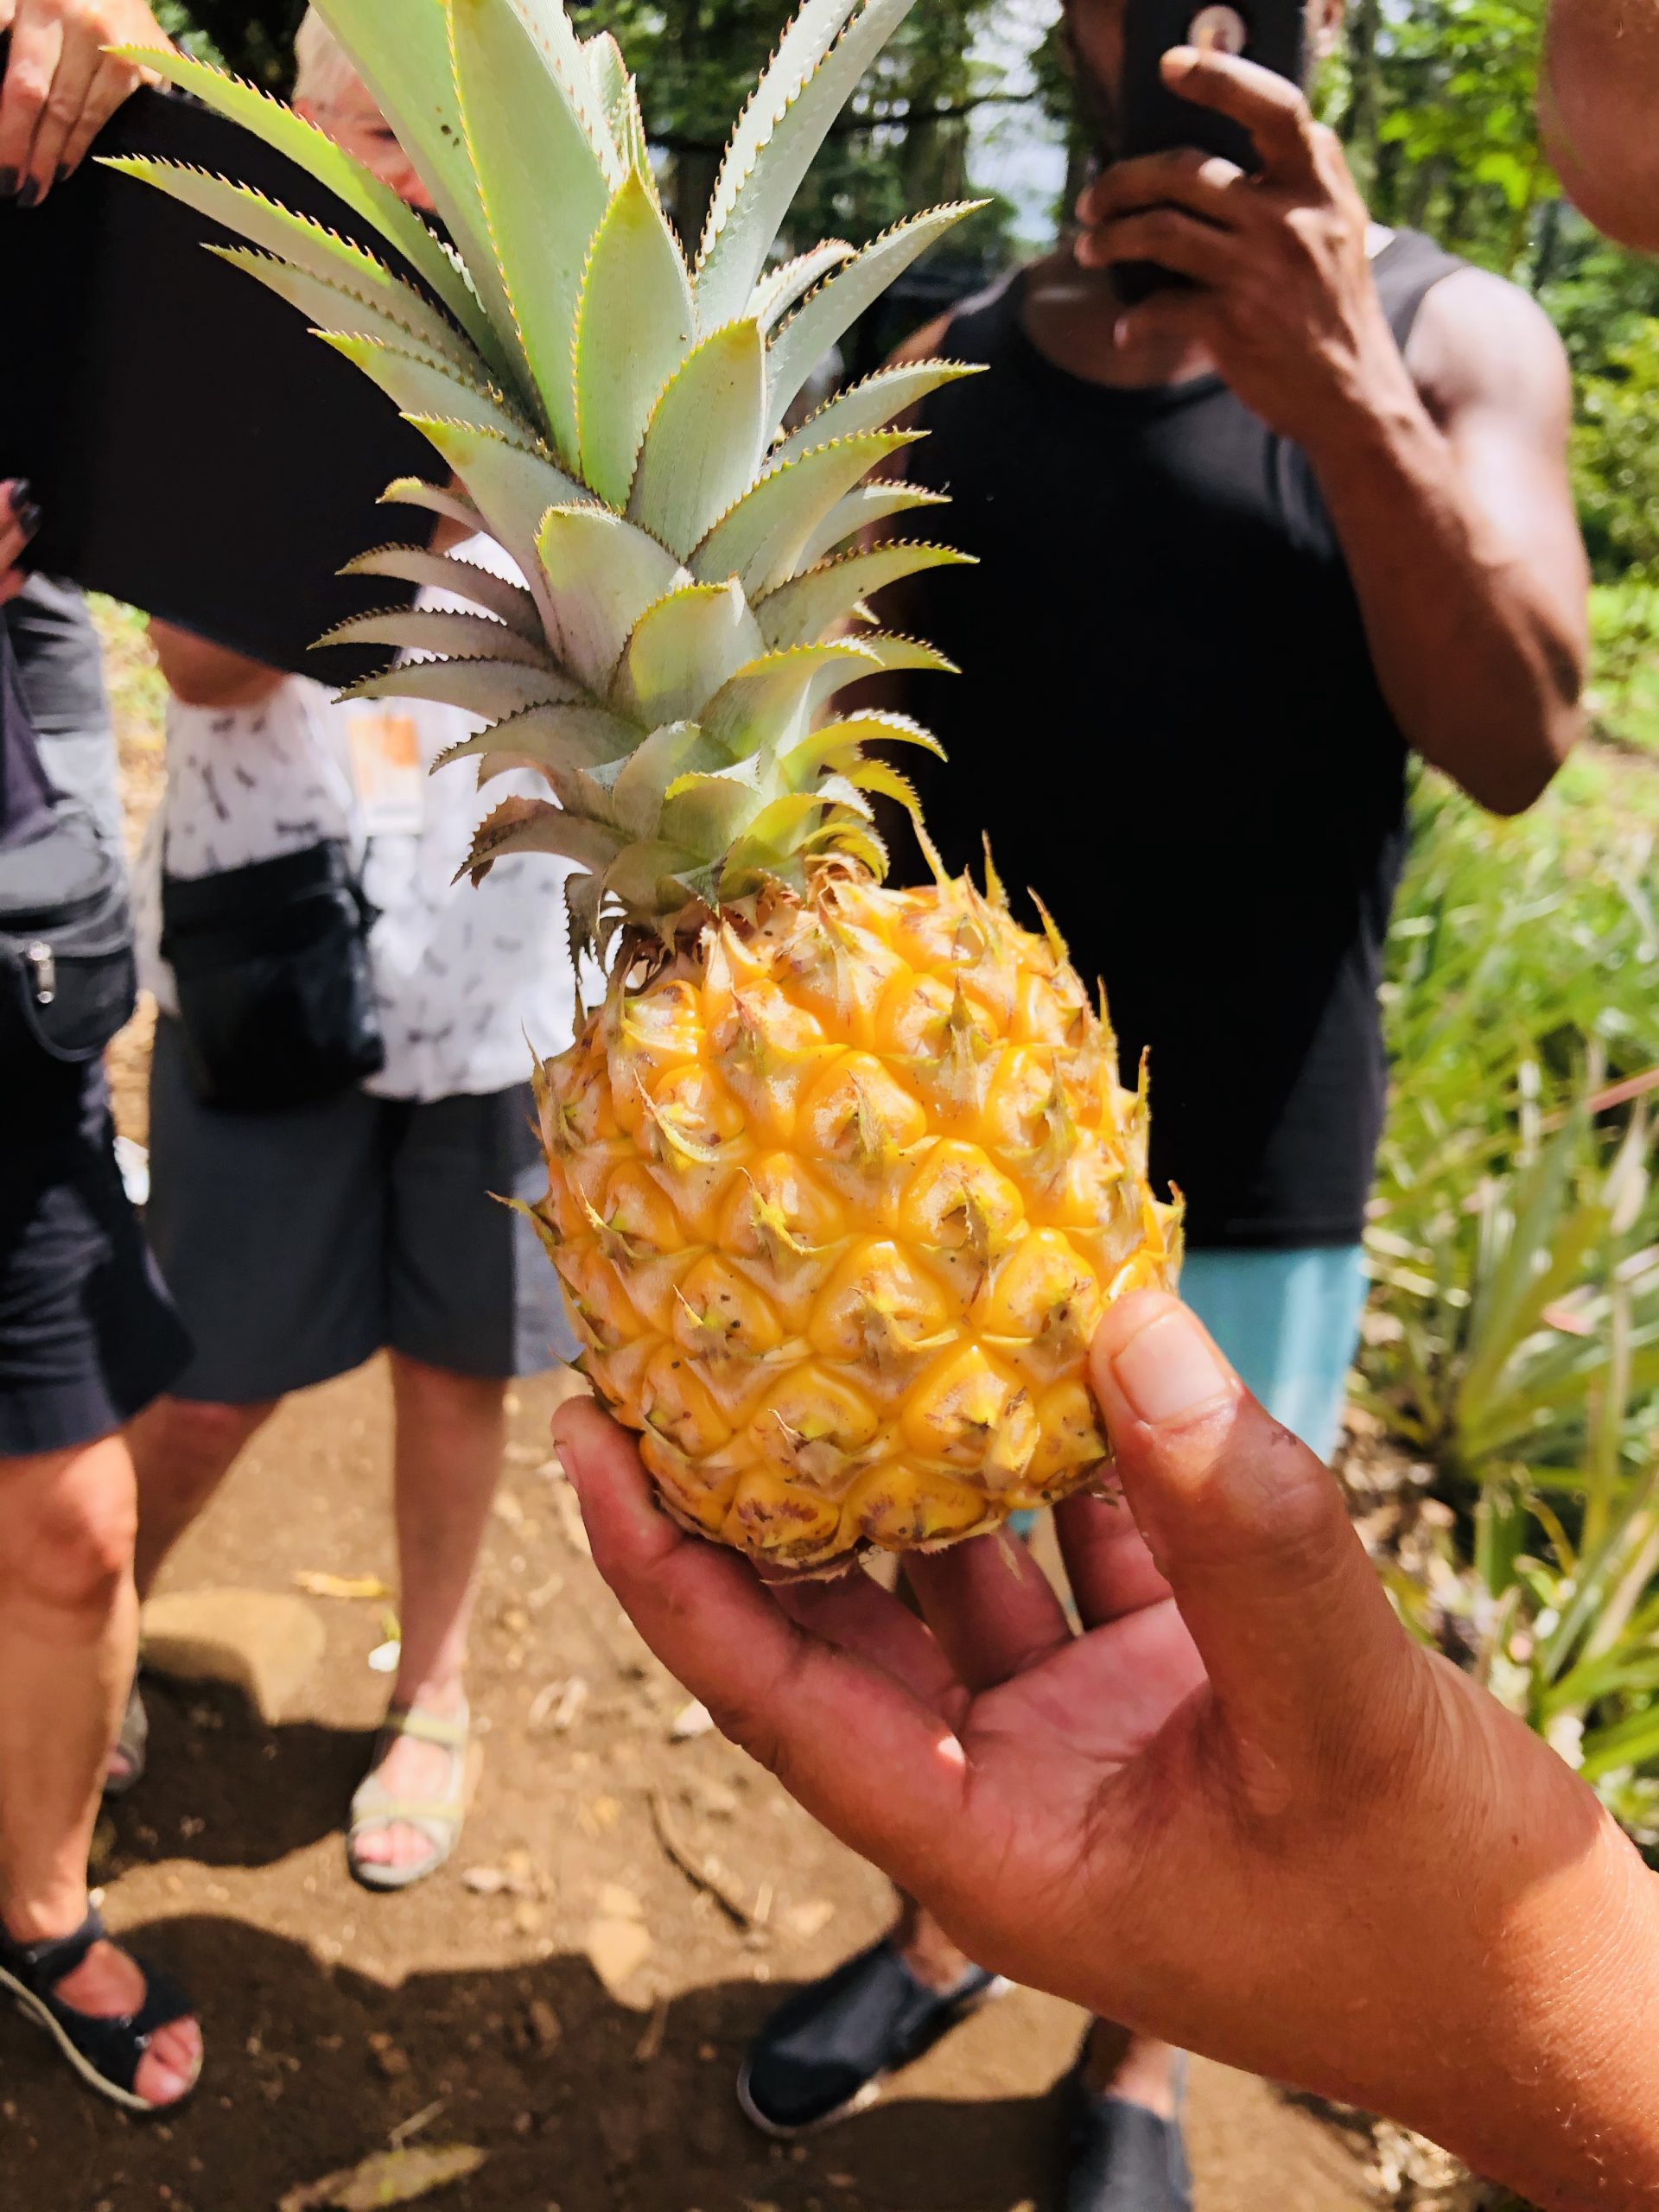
[749, 239, 855, 329]
[407, 420, 585, 582]
[696, 0, 897, 324]
[772, 359, 982, 469]
[109, 47, 514, 384]
[575, 171, 698, 510]
[796, 480, 950, 568]
[321, 333, 540, 450]
[449, 0, 615, 464]
[312, 0, 526, 373]
[691, 431, 918, 595]
[628, 321, 768, 560]
[379, 476, 486, 537]
[766, 201, 982, 426]
[205, 245, 480, 376]
[754, 540, 973, 649]
[340, 657, 582, 716]
[537, 504, 687, 695]
[340, 544, 542, 635]
[613, 581, 765, 727]
[700, 640, 882, 753]
[317, 606, 557, 666]
[463, 792, 626, 880]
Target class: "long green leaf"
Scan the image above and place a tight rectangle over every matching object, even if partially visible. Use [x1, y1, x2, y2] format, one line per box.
[614, 581, 764, 727]
[339, 658, 582, 715]
[537, 504, 687, 695]
[796, 480, 950, 567]
[317, 606, 556, 666]
[206, 245, 480, 376]
[449, 0, 615, 465]
[695, 0, 861, 302]
[765, 200, 978, 425]
[771, 359, 981, 469]
[109, 48, 513, 385]
[575, 171, 698, 510]
[691, 431, 918, 595]
[321, 332, 540, 449]
[754, 540, 971, 649]
[629, 321, 768, 559]
[340, 544, 541, 635]
[313, 0, 527, 378]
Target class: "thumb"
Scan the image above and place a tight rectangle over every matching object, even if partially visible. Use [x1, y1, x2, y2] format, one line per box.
[1088, 1291, 1408, 1770]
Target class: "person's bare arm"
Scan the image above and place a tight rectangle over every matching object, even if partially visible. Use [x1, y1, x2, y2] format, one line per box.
[1541, 0, 1659, 251]
[0, 0, 170, 207]
[1079, 51, 1586, 817]
[558, 1295, 1659, 2211]
[147, 620, 286, 711]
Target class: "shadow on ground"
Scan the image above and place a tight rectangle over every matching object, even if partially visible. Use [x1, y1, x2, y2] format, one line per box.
[10, 1917, 1063, 2212]
[103, 1676, 373, 1875]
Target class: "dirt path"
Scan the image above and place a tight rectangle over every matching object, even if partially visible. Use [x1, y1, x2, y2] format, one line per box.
[9, 1362, 1379, 2212]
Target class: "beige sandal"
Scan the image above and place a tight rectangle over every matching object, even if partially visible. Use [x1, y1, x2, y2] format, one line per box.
[346, 1700, 476, 1892]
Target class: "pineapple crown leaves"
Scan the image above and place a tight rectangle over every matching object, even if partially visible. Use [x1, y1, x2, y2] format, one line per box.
[118, 0, 984, 956]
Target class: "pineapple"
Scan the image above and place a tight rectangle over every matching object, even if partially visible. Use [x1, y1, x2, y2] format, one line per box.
[113, 0, 1181, 1570]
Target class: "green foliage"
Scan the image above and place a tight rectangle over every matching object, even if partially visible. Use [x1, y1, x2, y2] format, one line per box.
[1366, 774, 1659, 1835]
[156, 2, 308, 91]
[1573, 326, 1659, 581]
[1586, 579, 1659, 753]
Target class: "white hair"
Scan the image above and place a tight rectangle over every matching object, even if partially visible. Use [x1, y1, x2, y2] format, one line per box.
[292, 9, 366, 112]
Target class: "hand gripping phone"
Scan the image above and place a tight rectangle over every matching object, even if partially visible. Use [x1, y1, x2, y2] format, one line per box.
[1113, 0, 1307, 303]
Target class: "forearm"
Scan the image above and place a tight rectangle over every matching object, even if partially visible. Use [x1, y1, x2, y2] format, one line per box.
[1404, 1809, 1659, 2209]
[147, 620, 285, 709]
[1304, 379, 1582, 816]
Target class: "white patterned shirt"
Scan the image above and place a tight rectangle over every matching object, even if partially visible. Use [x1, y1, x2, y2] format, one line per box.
[135, 537, 580, 1101]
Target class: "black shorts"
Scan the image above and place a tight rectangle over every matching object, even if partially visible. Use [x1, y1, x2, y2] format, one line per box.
[0, 1062, 193, 1458]
[147, 1015, 576, 1404]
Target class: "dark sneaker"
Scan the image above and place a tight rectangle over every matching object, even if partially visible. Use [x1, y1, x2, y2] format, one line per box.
[1062, 2054, 1192, 2212]
[737, 1938, 1007, 2136]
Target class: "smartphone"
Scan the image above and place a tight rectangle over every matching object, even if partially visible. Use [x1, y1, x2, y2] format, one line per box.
[1113, 0, 1307, 303]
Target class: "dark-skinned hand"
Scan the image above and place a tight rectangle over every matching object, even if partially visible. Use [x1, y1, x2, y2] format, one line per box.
[1075, 45, 1419, 450]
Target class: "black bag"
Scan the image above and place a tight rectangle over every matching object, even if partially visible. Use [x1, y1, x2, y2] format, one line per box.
[0, 793, 137, 1065]
[160, 839, 385, 1112]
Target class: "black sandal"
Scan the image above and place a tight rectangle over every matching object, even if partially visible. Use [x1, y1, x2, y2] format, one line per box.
[0, 1904, 200, 2113]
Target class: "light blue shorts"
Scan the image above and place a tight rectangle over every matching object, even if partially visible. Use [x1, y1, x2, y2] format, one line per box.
[1179, 1244, 1369, 1464]
[1011, 1243, 1368, 1535]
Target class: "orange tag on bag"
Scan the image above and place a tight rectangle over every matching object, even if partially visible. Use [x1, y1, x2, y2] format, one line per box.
[346, 706, 424, 836]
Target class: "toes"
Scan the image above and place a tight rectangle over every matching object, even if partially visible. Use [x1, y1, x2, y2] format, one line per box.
[133, 2018, 202, 2108]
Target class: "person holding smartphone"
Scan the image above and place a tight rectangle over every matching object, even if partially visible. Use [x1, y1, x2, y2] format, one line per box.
[725, 0, 1590, 2201]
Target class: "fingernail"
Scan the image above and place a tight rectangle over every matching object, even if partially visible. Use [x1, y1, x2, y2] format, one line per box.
[552, 1427, 585, 1488]
[1111, 1309, 1231, 1426]
[17, 502, 41, 539]
[54, 165, 68, 189]
[0, 168, 15, 198]
[6, 480, 30, 516]
[16, 177, 38, 209]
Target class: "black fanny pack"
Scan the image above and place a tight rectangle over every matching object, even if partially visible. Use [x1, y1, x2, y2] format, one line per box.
[0, 796, 137, 1065]
[160, 838, 385, 1111]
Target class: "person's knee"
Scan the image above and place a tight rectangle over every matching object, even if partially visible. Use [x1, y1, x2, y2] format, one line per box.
[390, 1352, 505, 1422]
[132, 1395, 274, 1496]
[1, 1441, 138, 1621]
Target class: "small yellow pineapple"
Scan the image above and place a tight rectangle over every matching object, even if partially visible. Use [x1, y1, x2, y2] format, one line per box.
[119, 0, 1180, 1569]
[538, 871, 1178, 1566]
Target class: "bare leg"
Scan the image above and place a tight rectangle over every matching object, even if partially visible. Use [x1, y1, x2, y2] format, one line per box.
[352, 1352, 506, 1873]
[128, 1393, 280, 1601]
[0, 1435, 200, 2107]
[892, 1896, 1178, 2114]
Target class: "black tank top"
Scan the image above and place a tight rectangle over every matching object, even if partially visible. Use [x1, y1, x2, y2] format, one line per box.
[900, 229, 1465, 1248]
